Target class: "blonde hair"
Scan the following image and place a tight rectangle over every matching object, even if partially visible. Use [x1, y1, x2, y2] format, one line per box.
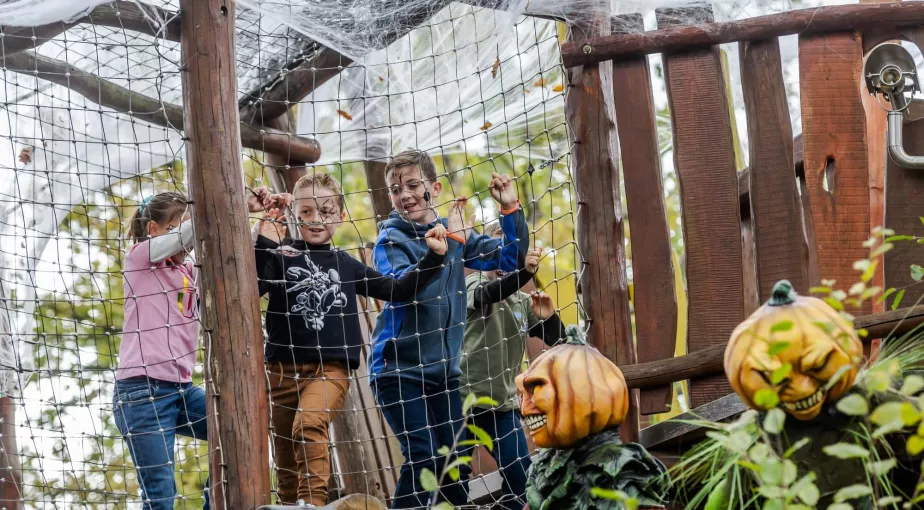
[293, 172, 345, 210]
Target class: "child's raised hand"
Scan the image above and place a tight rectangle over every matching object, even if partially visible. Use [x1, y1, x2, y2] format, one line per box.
[524, 248, 541, 273]
[446, 196, 468, 239]
[258, 208, 287, 243]
[425, 224, 448, 255]
[248, 186, 294, 213]
[488, 172, 518, 210]
[530, 292, 556, 320]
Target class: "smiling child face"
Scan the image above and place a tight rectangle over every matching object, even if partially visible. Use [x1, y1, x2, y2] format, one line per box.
[295, 185, 345, 245]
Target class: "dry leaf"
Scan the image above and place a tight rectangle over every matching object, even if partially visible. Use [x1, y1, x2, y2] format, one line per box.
[480, 121, 492, 131]
[377, 75, 385, 82]
[552, 84, 564, 92]
[18, 146, 33, 165]
[534, 77, 548, 87]
[491, 57, 501, 78]
[336, 109, 353, 121]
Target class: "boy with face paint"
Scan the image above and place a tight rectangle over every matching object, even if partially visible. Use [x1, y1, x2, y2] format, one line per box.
[369, 150, 528, 508]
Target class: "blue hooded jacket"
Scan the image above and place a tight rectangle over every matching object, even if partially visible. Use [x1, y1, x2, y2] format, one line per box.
[369, 207, 528, 383]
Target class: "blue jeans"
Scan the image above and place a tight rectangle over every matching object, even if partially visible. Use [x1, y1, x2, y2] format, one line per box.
[113, 377, 210, 510]
[464, 409, 531, 510]
[372, 377, 470, 509]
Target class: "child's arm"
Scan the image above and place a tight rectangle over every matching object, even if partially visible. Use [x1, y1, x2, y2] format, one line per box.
[526, 291, 567, 347]
[359, 226, 448, 301]
[469, 248, 539, 310]
[148, 220, 195, 263]
[253, 211, 287, 297]
[461, 206, 528, 272]
[372, 228, 421, 279]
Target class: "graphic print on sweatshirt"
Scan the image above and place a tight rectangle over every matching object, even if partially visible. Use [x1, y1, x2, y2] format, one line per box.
[286, 255, 348, 330]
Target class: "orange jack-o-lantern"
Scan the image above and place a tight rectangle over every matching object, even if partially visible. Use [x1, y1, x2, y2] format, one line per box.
[725, 280, 863, 421]
[515, 327, 629, 448]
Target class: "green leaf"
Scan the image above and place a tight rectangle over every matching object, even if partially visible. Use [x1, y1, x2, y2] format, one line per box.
[872, 402, 920, 427]
[754, 388, 780, 409]
[878, 287, 897, 304]
[763, 408, 786, 434]
[729, 429, 756, 452]
[871, 243, 894, 258]
[827, 504, 853, 510]
[794, 475, 820, 506]
[768, 341, 791, 356]
[907, 434, 924, 455]
[823, 442, 870, 459]
[467, 424, 494, 452]
[884, 235, 915, 243]
[849, 282, 866, 296]
[913, 264, 924, 282]
[902, 375, 924, 396]
[462, 393, 477, 415]
[872, 420, 905, 440]
[749, 442, 772, 462]
[419, 468, 438, 492]
[824, 296, 845, 311]
[704, 477, 731, 510]
[433, 503, 454, 510]
[836, 394, 869, 416]
[474, 396, 499, 408]
[443, 456, 473, 474]
[893, 289, 906, 311]
[810, 286, 832, 295]
[590, 487, 629, 501]
[758, 486, 785, 500]
[771, 364, 792, 385]
[813, 321, 836, 335]
[833, 484, 873, 503]
[447, 467, 460, 481]
[784, 437, 812, 459]
[437, 446, 450, 456]
[866, 369, 892, 394]
[877, 496, 903, 507]
[782, 459, 798, 485]
[770, 320, 794, 333]
[868, 458, 897, 477]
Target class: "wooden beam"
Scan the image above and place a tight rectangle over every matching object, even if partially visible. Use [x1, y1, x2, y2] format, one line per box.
[639, 394, 747, 449]
[180, 0, 270, 508]
[740, 38, 808, 299]
[562, 3, 924, 68]
[566, 5, 639, 442]
[620, 305, 924, 391]
[610, 14, 676, 416]
[0, 398, 21, 510]
[799, 32, 871, 313]
[0, 1, 180, 56]
[658, 7, 744, 408]
[1, 51, 321, 163]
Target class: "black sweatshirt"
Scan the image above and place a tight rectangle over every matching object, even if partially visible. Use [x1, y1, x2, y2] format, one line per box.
[254, 236, 445, 367]
[469, 268, 566, 347]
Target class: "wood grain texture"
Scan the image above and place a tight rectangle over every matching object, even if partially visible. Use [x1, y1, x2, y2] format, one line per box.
[0, 398, 21, 510]
[884, 117, 924, 307]
[563, 3, 924, 67]
[657, 8, 744, 408]
[610, 14, 677, 416]
[740, 39, 808, 299]
[566, 11, 639, 441]
[798, 32, 871, 314]
[180, 1, 271, 507]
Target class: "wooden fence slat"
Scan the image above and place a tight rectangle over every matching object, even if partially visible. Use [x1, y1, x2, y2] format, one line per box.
[611, 14, 677, 416]
[657, 7, 744, 408]
[884, 117, 924, 308]
[566, 8, 639, 440]
[798, 32, 871, 314]
[740, 38, 808, 300]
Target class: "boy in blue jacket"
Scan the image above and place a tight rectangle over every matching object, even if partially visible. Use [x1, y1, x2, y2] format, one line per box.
[369, 150, 528, 508]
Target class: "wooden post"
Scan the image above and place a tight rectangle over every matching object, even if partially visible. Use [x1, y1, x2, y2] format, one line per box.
[565, 5, 639, 441]
[0, 397, 20, 510]
[180, 1, 271, 508]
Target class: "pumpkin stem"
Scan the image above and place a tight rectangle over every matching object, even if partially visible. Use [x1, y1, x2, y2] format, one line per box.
[768, 280, 796, 306]
[564, 325, 588, 345]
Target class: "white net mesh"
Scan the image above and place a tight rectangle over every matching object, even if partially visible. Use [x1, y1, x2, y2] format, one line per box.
[0, 0, 901, 507]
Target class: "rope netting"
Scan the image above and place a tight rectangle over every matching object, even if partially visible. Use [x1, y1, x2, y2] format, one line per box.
[0, 0, 888, 508]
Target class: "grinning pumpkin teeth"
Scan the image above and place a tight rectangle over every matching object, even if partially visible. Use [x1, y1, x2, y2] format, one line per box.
[781, 388, 825, 411]
[523, 413, 548, 431]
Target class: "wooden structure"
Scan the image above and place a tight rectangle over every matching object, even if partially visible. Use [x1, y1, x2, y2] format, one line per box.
[5, 0, 924, 508]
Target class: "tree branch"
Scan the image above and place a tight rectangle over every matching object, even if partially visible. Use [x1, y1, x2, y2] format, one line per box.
[0, 1, 180, 56]
[2, 51, 320, 163]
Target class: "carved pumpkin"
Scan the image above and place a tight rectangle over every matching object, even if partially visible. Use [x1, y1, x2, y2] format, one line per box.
[724, 280, 863, 420]
[515, 326, 629, 448]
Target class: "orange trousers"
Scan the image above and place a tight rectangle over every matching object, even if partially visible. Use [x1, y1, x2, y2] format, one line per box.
[268, 361, 349, 506]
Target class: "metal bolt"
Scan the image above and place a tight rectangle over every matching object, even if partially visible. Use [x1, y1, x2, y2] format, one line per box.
[582, 44, 592, 54]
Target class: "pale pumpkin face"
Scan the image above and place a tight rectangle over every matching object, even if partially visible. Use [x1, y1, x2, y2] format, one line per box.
[515, 342, 628, 448]
[725, 281, 863, 420]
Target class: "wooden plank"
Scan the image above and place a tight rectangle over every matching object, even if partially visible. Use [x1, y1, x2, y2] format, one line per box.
[566, 7, 639, 441]
[657, 7, 744, 408]
[562, 3, 924, 68]
[180, 1, 271, 507]
[798, 32, 871, 314]
[610, 14, 677, 416]
[884, 117, 924, 307]
[741, 211, 760, 315]
[740, 38, 808, 299]
[0, 398, 21, 510]
[639, 394, 747, 449]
